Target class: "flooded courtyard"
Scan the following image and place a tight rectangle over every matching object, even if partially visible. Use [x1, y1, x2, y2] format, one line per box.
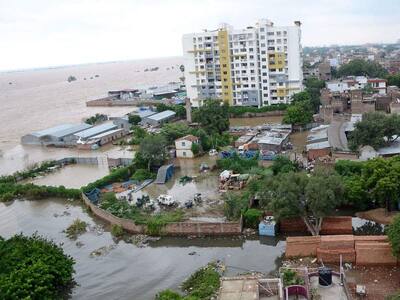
[29, 164, 110, 188]
[0, 199, 286, 300]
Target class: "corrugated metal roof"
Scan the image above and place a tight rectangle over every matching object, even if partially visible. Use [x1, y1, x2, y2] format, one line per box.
[306, 141, 331, 151]
[137, 110, 156, 118]
[31, 123, 92, 138]
[75, 123, 118, 139]
[148, 110, 176, 121]
[89, 128, 124, 139]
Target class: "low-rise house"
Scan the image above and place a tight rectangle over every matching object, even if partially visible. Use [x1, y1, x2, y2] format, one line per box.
[21, 123, 92, 146]
[175, 135, 200, 158]
[256, 129, 291, 152]
[306, 141, 331, 160]
[234, 133, 256, 148]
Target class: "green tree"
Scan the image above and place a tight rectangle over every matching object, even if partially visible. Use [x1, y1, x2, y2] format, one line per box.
[160, 123, 191, 144]
[261, 171, 343, 235]
[271, 155, 299, 175]
[130, 125, 147, 145]
[0, 234, 75, 299]
[156, 103, 186, 118]
[128, 114, 142, 125]
[388, 214, 400, 258]
[348, 112, 400, 151]
[283, 100, 313, 125]
[192, 99, 229, 134]
[386, 73, 400, 88]
[138, 135, 168, 170]
[337, 59, 388, 78]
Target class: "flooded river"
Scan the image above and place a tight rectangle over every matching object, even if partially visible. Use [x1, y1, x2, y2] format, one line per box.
[0, 199, 286, 300]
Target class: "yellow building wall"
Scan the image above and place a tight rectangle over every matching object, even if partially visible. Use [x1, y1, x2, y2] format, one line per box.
[268, 52, 286, 69]
[218, 30, 233, 105]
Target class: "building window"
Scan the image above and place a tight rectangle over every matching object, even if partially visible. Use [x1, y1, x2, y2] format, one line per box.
[182, 142, 186, 146]
[183, 151, 186, 156]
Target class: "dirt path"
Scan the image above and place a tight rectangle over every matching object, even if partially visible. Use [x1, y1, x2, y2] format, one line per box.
[356, 208, 398, 225]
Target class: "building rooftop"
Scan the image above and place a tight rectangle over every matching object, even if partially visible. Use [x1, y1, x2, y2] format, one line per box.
[306, 140, 331, 151]
[89, 128, 124, 140]
[176, 134, 199, 142]
[257, 130, 291, 145]
[147, 110, 176, 121]
[75, 123, 118, 139]
[137, 110, 156, 119]
[31, 123, 92, 138]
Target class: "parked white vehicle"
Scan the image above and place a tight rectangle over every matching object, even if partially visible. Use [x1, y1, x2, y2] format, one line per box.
[209, 149, 218, 156]
[219, 170, 232, 181]
[157, 194, 175, 206]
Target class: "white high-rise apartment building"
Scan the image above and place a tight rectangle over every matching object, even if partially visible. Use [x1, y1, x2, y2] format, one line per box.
[182, 19, 303, 107]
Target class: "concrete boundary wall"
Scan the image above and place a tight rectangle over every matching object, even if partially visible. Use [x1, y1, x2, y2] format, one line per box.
[57, 157, 100, 165]
[82, 193, 242, 236]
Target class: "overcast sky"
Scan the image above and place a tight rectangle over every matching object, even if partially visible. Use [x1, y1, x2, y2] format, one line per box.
[1, 0, 400, 71]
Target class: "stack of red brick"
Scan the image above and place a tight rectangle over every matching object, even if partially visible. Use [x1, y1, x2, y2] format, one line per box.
[286, 235, 399, 266]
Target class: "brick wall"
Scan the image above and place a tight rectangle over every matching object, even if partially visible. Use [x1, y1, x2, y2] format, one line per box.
[320, 217, 353, 235]
[285, 234, 398, 266]
[286, 236, 321, 257]
[82, 193, 242, 236]
[355, 241, 398, 266]
[280, 217, 352, 235]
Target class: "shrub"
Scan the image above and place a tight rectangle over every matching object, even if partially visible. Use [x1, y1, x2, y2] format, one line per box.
[82, 166, 132, 192]
[0, 234, 74, 299]
[131, 169, 155, 182]
[191, 143, 200, 156]
[111, 224, 124, 237]
[182, 263, 221, 300]
[223, 193, 248, 221]
[388, 214, 400, 258]
[243, 209, 263, 229]
[65, 219, 87, 239]
[271, 155, 299, 175]
[155, 289, 184, 300]
[216, 154, 258, 174]
[282, 269, 304, 286]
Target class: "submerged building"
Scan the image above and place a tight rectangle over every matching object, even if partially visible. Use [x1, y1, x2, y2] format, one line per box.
[182, 19, 303, 107]
[21, 123, 92, 146]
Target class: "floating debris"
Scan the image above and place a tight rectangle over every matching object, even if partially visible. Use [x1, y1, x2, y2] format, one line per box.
[76, 241, 85, 248]
[179, 175, 193, 185]
[87, 224, 104, 236]
[90, 244, 117, 257]
[128, 234, 160, 248]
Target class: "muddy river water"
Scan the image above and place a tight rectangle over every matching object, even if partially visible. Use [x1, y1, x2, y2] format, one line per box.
[0, 199, 285, 300]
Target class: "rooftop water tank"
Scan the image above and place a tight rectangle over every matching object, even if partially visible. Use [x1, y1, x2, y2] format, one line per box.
[318, 267, 332, 286]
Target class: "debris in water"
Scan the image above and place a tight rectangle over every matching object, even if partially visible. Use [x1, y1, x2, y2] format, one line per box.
[90, 244, 117, 257]
[76, 241, 84, 248]
[128, 234, 160, 248]
[188, 251, 197, 256]
[88, 224, 104, 236]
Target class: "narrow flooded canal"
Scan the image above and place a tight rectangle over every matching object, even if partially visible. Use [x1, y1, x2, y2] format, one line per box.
[0, 199, 286, 300]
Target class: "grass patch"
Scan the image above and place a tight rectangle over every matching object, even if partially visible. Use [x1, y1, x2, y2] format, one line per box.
[155, 263, 221, 300]
[111, 224, 124, 237]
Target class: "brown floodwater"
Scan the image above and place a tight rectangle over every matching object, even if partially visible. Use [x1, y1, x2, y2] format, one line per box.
[29, 164, 110, 188]
[229, 115, 283, 127]
[0, 57, 182, 175]
[0, 199, 286, 300]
